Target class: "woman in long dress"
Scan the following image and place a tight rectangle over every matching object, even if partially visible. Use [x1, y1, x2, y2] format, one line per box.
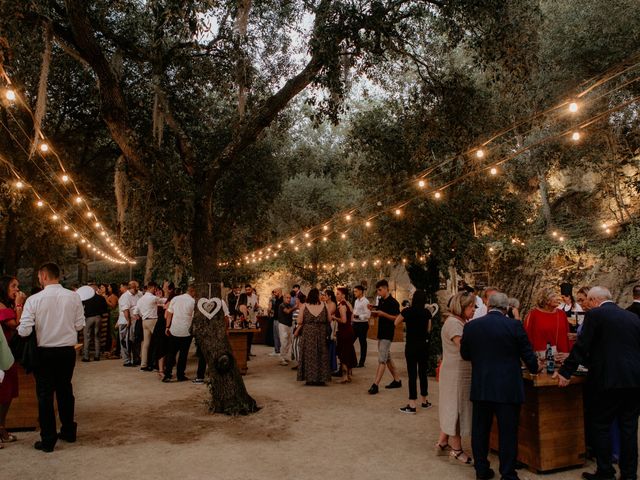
[0, 276, 26, 445]
[334, 287, 357, 383]
[322, 290, 339, 374]
[436, 291, 475, 466]
[296, 288, 331, 385]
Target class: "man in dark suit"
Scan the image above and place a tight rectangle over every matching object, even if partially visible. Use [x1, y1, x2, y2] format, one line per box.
[555, 286, 640, 480]
[627, 285, 640, 318]
[461, 292, 540, 480]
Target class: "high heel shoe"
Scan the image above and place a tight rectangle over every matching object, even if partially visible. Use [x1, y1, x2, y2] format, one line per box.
[450, 449, 473, 465]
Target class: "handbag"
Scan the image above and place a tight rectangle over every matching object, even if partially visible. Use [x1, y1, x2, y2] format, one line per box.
[9, 330, 40, 373]
[0, 332, 14, 371]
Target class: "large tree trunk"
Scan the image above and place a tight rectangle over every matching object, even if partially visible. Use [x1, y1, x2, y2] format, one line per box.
[537, 171, 552, 227]
[190, 197, 258, 415]
[192, 281, 258, 415]
[143, 237, 154, 285]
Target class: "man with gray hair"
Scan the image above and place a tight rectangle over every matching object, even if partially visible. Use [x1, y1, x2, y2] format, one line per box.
[555, 286, 640, 480]
[461, 292, 539, 480]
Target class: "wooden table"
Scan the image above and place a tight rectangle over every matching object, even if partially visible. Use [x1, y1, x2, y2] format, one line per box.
[367, 318, 404, 342]
[252, 316, 269, 345]
[490, 370, 586, 473]
[227, 328, 260, 375]
[7, 344, 83, 431]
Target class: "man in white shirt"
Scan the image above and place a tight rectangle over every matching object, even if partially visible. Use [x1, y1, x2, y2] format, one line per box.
[473, 286, 498, 320]
[117, 281, 141, 367]
[136, 281, 165, 371]
[163, 285, 196, 382]
[352, 285, 371, 368]
[18, 263, 85, 453]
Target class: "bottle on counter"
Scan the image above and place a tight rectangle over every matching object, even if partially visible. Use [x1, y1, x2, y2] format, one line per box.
[545, 341, 555, 374]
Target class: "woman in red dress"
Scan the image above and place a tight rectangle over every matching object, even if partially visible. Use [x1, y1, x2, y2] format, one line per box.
[334, 287, 357, 383]
[0, 276, 26, 445]
[524, 287, 571, 359]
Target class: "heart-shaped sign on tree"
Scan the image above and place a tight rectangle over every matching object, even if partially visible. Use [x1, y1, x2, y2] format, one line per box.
[197, 297, 222, 319]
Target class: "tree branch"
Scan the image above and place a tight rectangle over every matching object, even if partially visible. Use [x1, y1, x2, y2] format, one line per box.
[63, 0, 147, 179]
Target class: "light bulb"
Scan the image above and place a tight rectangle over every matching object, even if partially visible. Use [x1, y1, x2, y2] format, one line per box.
[568, 102, 578, 113]
[489, 247, 494, 252]
[322, 237, 328, 242]
[39, 143, 49, 152]
[80, 239, 86, 244]
[304, 233, 309, 238]
[73, 233, 79, 238]
[559, 236, 565, 242]
[434, 192, 442, 199]
[571, 131, 581, 141]
[5, 89, 16, 101]
[63, 225, 70, 231]
[94, 222, 101, 228]
[341, 233, 347, 239]
[418, 180, 425, 188]
[601, 223, 607, 229]
[394, 208, 402, 216]
[75, 196, 82, 204]
[294, 246, 299, 251]
[490, 167, 498, 175]
[101, 231, 107, 236]
[51, 214, 59, 221]
[61, 174, 70, 183]
[365, 221, 372, 228]
[552, 231, 558, 237]
[476, 149, 485, 159]
[15, 181, 24, 189]
[273, 252, 278, 257]
[322, 225, 329, 231]
[605, 228, 611, 234]
[86, 211, 92, 218]
[345, 214, 352, 221]
[289, 239, 294, 244]
[306, 242, 311, 247]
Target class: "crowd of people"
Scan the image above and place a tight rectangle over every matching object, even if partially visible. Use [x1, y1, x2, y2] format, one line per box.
[0, 262, 639, 480]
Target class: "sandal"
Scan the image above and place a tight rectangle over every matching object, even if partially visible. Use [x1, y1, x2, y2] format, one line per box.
[450, 448, 473, 465]
[0, 430, 17, 443]
[435, 442, 452, 456]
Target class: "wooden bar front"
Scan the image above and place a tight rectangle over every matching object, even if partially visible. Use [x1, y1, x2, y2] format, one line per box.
[490, 371, 586, 473]
[367, 318, 404, 342]
[226, 329, 259, 375]
[5, 364, 38, 431]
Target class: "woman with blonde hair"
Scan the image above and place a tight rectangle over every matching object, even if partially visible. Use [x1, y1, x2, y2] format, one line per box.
[436, 291, 475, 466]
[524, 287, 570, 357]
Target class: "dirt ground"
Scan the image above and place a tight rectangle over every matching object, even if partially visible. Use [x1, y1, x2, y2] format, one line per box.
[1, 341, 631, 480]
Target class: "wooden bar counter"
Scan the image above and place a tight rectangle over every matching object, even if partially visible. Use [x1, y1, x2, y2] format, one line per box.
[227, 328, 260, 375]
[367, 318, 404, 342]
[490, 371, 586, 473]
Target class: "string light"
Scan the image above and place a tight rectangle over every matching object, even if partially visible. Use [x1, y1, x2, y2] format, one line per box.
[552, 231, 558, 237]
[345, 214, 352, 221]
[322, 225, 329, 231]
[15, 180, 24, 189]
[476, 149, 485, 159]
[36, 200, 44, 207]
[294, 246, 299, 251]
[394, 208, 402, 216]
[304, 233, 310, 239]
[434, 192, 442, 199]
[5, 89, 16, 101]
[74, 196, 83, 204]
[61, 174, 70, 183]
[571, 131, 581, 141]
[365, 220, 372, 228]
[341, 233, 347, 239]
[568, 102, 579, 113]
[418, 180, 426, 188]
[85, 211, 93, 218]
[322, 236, 328, 242]
[39, 142, 49, 153]
[63, 225, 70, 231]
[490, 167, 498, 175]
[51, 214, 59, 221]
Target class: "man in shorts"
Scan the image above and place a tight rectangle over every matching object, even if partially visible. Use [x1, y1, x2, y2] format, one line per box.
[367, 279, 402, 394]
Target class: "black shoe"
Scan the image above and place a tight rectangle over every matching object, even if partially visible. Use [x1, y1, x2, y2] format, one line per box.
[385, 380, 402, 389]
[177, 376, 189, 382]
[34, 441, 54, 453]
[421, 401, 433, 409]
[356, 364, 365, 368]
[162, 376, 172, 383]
[57, 433, 76, 443]
[399, 405, 416, 414]
[81, 358, 90, 362]
[368, 384, 379, 395]
[93, 357, 100, 362]
[123, 362, 134, 367]
[140, 366, 153, 372]
[132, 361, 141, 366]
[581, 472, 615, 480]
[476, 469, 495, 480]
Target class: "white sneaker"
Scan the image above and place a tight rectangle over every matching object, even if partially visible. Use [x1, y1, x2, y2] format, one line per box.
[280, 359, 289, 366]
[268, 352, 280, 357]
